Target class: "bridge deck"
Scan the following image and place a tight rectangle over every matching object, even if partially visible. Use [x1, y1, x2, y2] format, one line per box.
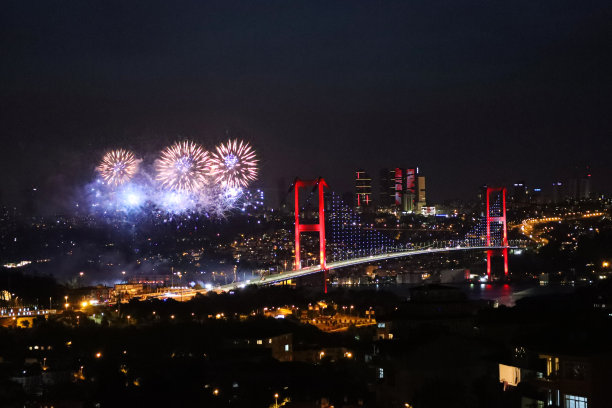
[143, 245, 517, 300]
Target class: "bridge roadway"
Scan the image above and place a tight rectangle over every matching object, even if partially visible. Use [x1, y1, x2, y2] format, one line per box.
[142, 245, 517, 301]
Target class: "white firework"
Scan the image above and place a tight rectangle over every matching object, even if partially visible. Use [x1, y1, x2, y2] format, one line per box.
[155, 141, 210, 192]
[210, 139, 258, 188]
[96, 149, 139, 186]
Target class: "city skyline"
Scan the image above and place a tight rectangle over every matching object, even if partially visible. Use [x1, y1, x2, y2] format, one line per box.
[2, 2, 612, 407]
[1, 1, 612, 209]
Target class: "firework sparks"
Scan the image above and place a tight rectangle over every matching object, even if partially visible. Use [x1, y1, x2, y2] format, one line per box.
[155, 141, 210, 192]
[97, 149, 139, 186]
[210, 139, 258, 188]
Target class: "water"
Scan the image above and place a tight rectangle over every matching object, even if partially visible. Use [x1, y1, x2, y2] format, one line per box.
[456, 283, 576, 306]
[340, 282, 577, 307]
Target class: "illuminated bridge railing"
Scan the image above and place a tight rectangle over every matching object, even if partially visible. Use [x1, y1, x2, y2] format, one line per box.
[326, 238, 527, 263]
[150, 240, 529, 297]
[208, 239, 529, 292]
[325, 190, 514, 265]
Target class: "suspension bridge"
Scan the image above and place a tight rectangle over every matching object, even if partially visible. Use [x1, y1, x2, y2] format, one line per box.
[147, 177, 527, 300]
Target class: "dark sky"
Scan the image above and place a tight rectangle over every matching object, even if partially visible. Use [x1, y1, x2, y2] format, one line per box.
[1, 0, 611, 209]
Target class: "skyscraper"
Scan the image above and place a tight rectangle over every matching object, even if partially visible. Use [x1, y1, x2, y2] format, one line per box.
[510, 182, 528, 203]
[416, 175, 426, 212]
[403, 168, 416, 212]
[355, 169, 372, 209]
[379, 167, 421, 212]
[551, 181, 564, 203]
[568, 167, 592, 200]
[379, 168, 396, 207]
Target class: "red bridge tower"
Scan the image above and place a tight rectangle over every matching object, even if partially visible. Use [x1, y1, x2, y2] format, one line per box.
[294, 178, 329, 292]
[486, 186, 508, 281]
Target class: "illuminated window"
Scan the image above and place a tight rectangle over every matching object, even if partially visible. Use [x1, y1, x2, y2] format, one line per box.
[546, 357, 560, 376]
[564, 395, 587, 408]
[256, 340, 262, 345]
[284, 344, 289, 352]
[378, 368, 384, 379]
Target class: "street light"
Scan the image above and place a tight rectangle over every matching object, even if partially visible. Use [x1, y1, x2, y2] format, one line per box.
[274, 393, 279, 408]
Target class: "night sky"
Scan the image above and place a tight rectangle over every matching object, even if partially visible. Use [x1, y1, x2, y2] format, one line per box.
[1, 1, 611, 210]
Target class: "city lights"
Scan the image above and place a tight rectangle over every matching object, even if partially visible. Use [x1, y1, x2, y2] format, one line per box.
[0, 2, 609, 406]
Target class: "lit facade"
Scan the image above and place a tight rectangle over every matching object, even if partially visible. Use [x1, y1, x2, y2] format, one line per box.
[416, 175, 426, 212]
[379, 167, 421, 212]
[355, 169, 372, 209]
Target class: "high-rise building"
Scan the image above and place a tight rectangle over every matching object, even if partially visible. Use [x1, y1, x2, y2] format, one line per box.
[580, 174, 592, 199]
[379, 168, 396, 207]
[551, 181, 564, 203]
[416, 175, 426, 212]
[379, 167, 421, 212]
[403, 168, 416, 212]
[568, 166, 592, 200]
[355, 169, 372, 209]
[568, 176, 591, 200]
[510, 182, 528, 203]
[531, 187, 543, 204]
[393, 168, 404, 207]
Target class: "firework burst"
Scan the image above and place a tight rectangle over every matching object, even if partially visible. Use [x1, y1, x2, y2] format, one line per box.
[210, 139, 258, 188]
[155, 141, 210, 192]
[96, 149, 139, 186]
